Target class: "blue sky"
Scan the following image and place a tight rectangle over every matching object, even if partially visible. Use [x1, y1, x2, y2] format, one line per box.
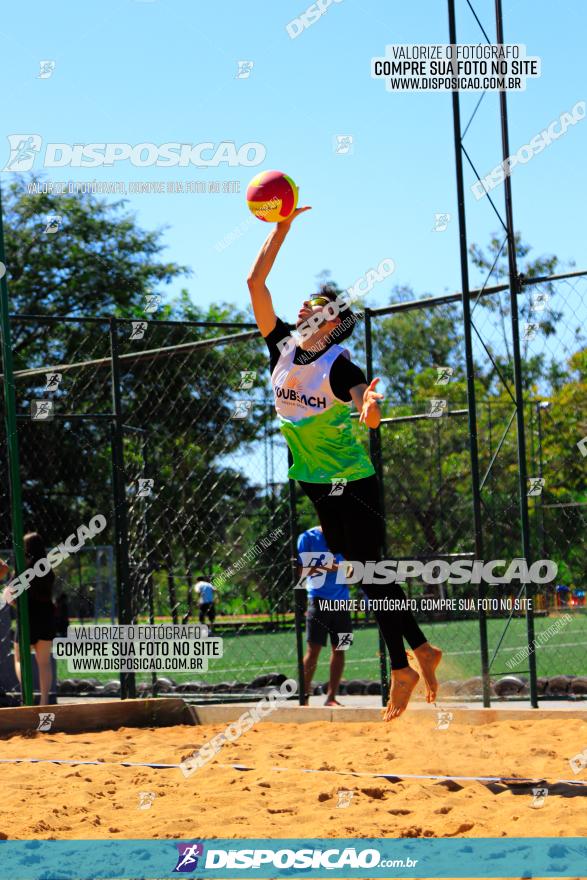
[1, 0, 585, 321]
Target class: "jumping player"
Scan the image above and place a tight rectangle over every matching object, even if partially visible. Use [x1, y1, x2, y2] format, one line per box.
[247, 206, 442, 719]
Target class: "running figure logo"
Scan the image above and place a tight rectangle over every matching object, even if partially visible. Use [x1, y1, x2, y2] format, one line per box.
[231, 400, 253, 419]
[236, 61, 254, 79]
[329, 478, 347, 496]
[527, 477, 545, 497]
[138, 791, 156, 810]
[435, 366, 453, 385]
[239, 371, 257, 390]
[31, 400, 54, 421]
[37, 712, 56, 732]
[531, 292, 549, 313]
[3, 134, 42, 171]
[137, 478, 154, 498]
[45, 372, 62, 391]
[43, 214, 62, 234]
[569, 748, 587, 775]
[432, 212, 451, 232]
[523, 322, 539, 341]
[335, 632, 353, 652]
[144, 294, 162, 314]
[130, 321, 148, 340]
[336, 789, 355, 808]
[436, 710, 453, 730]
[295, 551, 334, 590]
[38, 60, 56, 79]
[531, 786, 548, 808]
[334, 135, 354, 155]
[173, 843, 204, 872]
[428, 399, 447, 418]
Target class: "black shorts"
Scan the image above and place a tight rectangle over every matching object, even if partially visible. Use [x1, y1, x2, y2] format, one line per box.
[299, 474, 384, 563]
[306, 598, 353, 649]
[199, 602, 215, 623]
[299, 473, 427, 669]
[14, 601, 56, 645]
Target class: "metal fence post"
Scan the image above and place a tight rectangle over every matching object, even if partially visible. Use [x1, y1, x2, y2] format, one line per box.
[535, 402, 547, 563]
[447, 0, 491, 707]
[109, 317, 135, 700]
[0, 185, 34, 706]
[495, 0, 538, 708]
[288, 455, 306, 706]
[364, 308, 390, 706]
[141, 434, 158, 698]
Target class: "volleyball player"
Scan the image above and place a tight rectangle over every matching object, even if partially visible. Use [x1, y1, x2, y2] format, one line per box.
[247, 206, 442, 719]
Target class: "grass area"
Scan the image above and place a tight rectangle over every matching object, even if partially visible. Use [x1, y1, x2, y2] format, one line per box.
[56, 611, 587, 686]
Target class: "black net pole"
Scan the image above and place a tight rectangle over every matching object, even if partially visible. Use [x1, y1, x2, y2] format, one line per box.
[364, 308, 390, 706]
[536, 403, 546, 563]
[495, 0, 538, 708]
[109, 317, 136, 700]
[141, 434, 158, 699]
[0, 186, 34, 705]
[447, 0, 491, 707]
[288, 453, 305, 706]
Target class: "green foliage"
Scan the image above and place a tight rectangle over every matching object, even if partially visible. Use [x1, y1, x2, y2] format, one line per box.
[1, 179, 585, 634]
[367, 235, 586, 586]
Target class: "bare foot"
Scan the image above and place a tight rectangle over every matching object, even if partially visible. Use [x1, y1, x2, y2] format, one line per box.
[382, 665, 419, 721]
[413, 643, 442, 703]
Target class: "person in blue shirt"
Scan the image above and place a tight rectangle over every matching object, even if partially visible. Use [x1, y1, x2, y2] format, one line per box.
[195, 576, 216, 628]
[297, 525, 353, 707]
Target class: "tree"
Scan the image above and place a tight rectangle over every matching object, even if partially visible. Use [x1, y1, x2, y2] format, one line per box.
[0, 177, 281, 624]
[469, 233, 566, 393]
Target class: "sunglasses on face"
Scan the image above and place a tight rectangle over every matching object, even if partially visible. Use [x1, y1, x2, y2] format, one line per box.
[306, 296, 332, 308]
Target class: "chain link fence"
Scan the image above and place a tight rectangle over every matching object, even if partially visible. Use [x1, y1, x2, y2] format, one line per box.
[0, 316, 302, 703]
[117, 319, 297, 698]
[364, 269, 587, 700]
[1, 272, 585, 705]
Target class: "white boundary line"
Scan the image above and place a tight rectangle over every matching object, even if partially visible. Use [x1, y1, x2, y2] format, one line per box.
[1, 757, 586, 791]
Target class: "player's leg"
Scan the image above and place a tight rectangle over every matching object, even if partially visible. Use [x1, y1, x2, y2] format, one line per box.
[13, 640, 22, 688]
[299, 480, 417, 716]
[343, 474, 427, 645]
[33, 640, 53, 705]
[303, 640, 322, 702]
[305, 596, 334, 702]
[325, 648, 345, 706]
[297, 482, 346, 558]
[326, 632, 348, 706]
[300, 479, 418, 662]
[342, 475, 442, 707]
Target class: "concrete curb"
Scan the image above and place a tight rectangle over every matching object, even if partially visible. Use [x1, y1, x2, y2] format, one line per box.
[2, 699, 586, 734]
[0, 698, 197, 734]
[192, 704, 587, 725]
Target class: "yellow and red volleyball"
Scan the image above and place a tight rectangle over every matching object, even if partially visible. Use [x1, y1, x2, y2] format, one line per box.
[246, 170, 298, 222]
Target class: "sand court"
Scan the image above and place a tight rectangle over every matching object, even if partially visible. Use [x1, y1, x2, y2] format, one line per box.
[1, 713, 586, 842]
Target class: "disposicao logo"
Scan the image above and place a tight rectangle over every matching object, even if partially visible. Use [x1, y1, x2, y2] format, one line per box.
[173, 842, 204, 872]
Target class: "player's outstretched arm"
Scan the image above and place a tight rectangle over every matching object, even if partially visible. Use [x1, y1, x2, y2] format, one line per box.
[246, 207, 311, 336]
[351, 378, 384, 429]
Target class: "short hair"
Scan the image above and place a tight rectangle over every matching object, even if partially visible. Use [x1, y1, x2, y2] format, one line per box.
[317, 283, 358, 343]
[23, 532, 47, 566]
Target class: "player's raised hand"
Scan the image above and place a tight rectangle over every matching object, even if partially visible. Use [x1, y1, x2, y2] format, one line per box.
[278, 206, 312, 228]
[359, 378, 384, 425]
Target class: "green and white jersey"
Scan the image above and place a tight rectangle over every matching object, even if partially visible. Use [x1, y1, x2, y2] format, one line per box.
[271, 340, 375, 484]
